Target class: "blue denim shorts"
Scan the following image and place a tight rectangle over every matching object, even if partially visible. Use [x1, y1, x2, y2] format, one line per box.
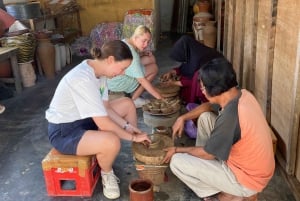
[48, 118, 98, 155]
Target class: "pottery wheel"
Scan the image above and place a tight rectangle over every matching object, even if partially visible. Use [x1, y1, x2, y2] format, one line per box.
[132, 134, 174, 165]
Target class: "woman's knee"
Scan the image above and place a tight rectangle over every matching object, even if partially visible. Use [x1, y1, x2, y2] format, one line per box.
[104, 133, 121, 152]
[111, 97, 135, 110]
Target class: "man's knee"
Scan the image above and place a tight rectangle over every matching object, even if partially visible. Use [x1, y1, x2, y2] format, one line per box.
[197, 112, 216, 126]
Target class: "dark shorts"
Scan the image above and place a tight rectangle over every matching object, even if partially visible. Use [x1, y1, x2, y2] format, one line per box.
[48, 118, 98, 155]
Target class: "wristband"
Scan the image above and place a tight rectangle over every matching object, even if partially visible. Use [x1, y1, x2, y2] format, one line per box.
[123, 122, 129, 130]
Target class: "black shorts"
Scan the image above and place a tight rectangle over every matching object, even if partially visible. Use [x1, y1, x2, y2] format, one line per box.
[48, 118, 98, 155]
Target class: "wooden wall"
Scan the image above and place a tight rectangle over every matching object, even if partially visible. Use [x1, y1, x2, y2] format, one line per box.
[222, 0, 300, 198]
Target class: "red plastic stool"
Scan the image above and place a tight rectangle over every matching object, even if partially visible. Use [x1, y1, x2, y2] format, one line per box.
[41, 148, 100, 196]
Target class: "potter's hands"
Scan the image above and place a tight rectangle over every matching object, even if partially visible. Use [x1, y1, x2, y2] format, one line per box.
[132, 132, 151, 144]
[172, 116, 185, 140]
[162, 147, 176, 164]
[160, 71, 176, 83]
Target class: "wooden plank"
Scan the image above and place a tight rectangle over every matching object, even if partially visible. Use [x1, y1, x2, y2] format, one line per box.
[223, 0, 235, 60]
[254, 0, 273, 115]
[241, 1, 258, 91]
[216, 0, 222, 52]
[271, 0, 300, 175]
[231, 0, 245, 84]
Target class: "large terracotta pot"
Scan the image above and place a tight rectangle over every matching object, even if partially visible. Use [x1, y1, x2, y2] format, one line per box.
[129, 179, 154, 201]
[36, 38, 55, 79]
[203, 21, 217, 48]
[0, 59, 12, 78]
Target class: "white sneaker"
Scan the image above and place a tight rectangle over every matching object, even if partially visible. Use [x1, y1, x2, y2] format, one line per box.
[101, 171, 120, 199]
[133, 97, 150, 108]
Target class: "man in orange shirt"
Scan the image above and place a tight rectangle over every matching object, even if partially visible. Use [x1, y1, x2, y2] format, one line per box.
[162, 57, 275, 201]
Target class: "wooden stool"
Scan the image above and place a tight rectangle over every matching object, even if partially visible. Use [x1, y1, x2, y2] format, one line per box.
[41, 148, 100, 197]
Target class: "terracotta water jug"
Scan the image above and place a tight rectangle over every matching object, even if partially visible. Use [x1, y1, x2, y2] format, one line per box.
[203, 21, 217, 48]
[36, 38, 55, 79]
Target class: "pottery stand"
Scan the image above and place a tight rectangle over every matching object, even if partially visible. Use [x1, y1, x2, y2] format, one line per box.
[132, 134, 173, 192]
[143, 111, 180, 134]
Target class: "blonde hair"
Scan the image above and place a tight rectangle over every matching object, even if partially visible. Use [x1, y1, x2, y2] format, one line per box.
[131, 25, 151, 38]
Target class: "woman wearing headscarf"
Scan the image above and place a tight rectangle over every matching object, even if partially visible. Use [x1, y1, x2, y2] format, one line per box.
[161, 35, 224, 104]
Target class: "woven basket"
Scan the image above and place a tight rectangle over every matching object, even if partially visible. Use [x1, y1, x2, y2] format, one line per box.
[1, 33, 36, 63]
[137, 166, 167, 186]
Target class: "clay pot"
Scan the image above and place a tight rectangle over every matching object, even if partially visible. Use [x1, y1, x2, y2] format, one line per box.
[193, 12, 213, 42]
[203, 21, 217, 48]
[129, 179, 154, 201]
[36, 38, 55, 79]
[193, 0, 210, 14]
[18, 61, 36, 87]
[197, 0, 210, 12]
[0, 59, 12, 78]
[154, 126, 170, 136]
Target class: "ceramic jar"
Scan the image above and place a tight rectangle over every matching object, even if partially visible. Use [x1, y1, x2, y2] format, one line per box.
[192, 12, 213, 42]
[129, 179, 154, 201]
[36, 38, 55, 79]
[193, 0, 210, 14]
[18, 61, 36, 87]
[203, 21, 217, 48]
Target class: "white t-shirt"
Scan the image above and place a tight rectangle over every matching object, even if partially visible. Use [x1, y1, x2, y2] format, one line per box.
[46, 60, 108, 124]
[107, 39, 145, 93]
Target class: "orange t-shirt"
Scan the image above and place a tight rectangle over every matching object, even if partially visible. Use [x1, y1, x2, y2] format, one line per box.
[227, 90, 275, 191]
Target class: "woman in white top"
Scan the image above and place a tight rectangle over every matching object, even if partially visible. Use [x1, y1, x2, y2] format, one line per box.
[107, 25, 162, 108]
[45, 40, 151, 200]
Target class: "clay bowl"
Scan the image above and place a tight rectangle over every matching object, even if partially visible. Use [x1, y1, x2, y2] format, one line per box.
[149, 135, 161, 149]
[154, 126, 169, 135]
[160, 106, 173, 114]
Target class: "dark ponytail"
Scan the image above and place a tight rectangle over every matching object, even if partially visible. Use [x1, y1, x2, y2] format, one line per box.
[90, 40, 132, 61]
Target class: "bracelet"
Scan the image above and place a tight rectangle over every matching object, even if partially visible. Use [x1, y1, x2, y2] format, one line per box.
[123, 121, 129, 130]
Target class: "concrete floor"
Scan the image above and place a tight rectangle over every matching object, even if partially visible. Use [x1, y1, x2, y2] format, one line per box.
[0, 33, 296, 201]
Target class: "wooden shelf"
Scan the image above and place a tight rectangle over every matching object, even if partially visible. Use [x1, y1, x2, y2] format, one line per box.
[21, 9, 82, 42]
